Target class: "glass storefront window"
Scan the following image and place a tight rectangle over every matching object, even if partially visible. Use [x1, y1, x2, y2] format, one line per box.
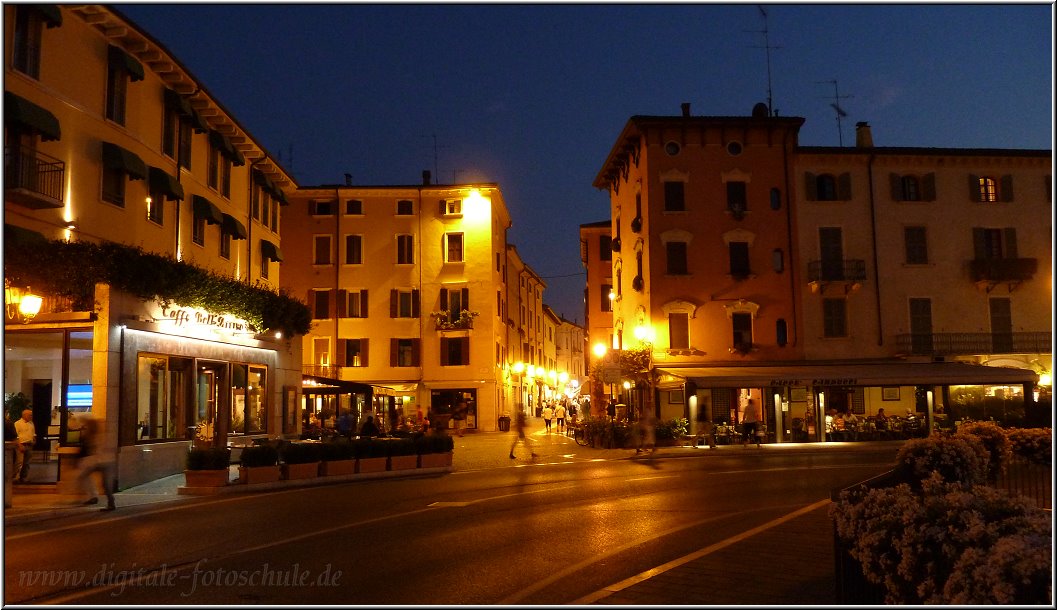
[231, 363, 267, 436]
[135, 354, 193, 442]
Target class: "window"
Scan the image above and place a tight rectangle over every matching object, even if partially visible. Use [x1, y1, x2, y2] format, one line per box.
[270, 199, 279, 233]
[176, 120, 192, 170]
[396, 234, 414, 264]
[805, 172, 851, 201]
[445, 233, 464, 263]
[822, 298, 847, 338]
[313, 235, 332, 265]
[260, 253, 269, 279]
[313, 338, 330, 366]
[440, 287, 470, 324]
[977, 176, 997, 202]
[729, 242, 750, 278]
[230, 365, 268, 435]
[207, 142, 220, 190]
[219, 231, 231, 259]
[219, 155, 231, 198]
[666, 241, 688, 275]
[726, 181, 747, 214]
[338, 339, 367, 367]
[311, 199, 335, 215]
[146, 195, 164, 225]
[391, 338, 420, 367]
[664, 141, 681, 156]
[732, 312, 753, 349]
[251, 184, 261, 221]
[345, 235, 363, 265]
[312, 289, 330, 319]
[106, 46, 142, 125]
[904, 227, 928, 264]
[776, 319, 788, 347]
[669, 313, 689, 349]
[261, 190, 271, 228]
[192, 215, 206, 246]
[600, 284, 612, 312]
[909, 298, 934, 353]
[397, 199, 413, 215]
[664, 181, 685, 212]
[816, 174, 837, 201]
[770, 188, 781, 210]
[726, 141, 743, 156]
[135, 354, 194, 442]
[12, 6, 46, 79]
[347, 289, 368, 318]
[772, 249, 784, 273]
[901, 176, 920, 201]
[102, 165, 127, 207]
[442, 199, 462, 215]
[440, 337, 470, 366]
[599, 235, 612, 261]
[345, 199, 363, 215]
[390, 289, 420, 318]
[972, 227, 1017, 260]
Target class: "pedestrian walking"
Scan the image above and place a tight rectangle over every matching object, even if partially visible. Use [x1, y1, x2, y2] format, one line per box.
[509, 411, 537, 460]
[73, 413, 117, 511]
[742, 399, 761, 448]
[554, 403, 567, 434]
[542, 403, 554, 433]
[636, 408, 657, 456]
[453, 400, 468, 437]
[13, 409, 36, 483]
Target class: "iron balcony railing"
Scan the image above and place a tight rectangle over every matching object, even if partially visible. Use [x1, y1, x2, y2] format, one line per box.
[969, 258, 1037, 282]
[303, 364, 341, 378]
[4, 144, 65, 206]
[807, 259, 867, 283]
[895, 332, 1051, 356]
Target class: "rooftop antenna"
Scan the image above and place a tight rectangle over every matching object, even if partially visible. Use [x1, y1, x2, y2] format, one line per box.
[747, 5, 781, 116]
[817, 79, 853, 146]
[277, 144, 295, 177]
[419, 134, 447, 181]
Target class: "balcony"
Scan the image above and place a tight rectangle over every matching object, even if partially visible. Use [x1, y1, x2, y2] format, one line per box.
[431, 310, 478, 331]
[4, 145, 65, 209]
[303, 364, 341, 378]
[969, 258, 1037, 292]
[807, 259, 866, 294]
[895, 332, 1051, 356]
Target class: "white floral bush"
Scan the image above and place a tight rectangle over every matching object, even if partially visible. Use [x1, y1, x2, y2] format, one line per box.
[894, 434, 987, 486]
[956, 420, 1012, 478]
[1005, 427, 1052, 465]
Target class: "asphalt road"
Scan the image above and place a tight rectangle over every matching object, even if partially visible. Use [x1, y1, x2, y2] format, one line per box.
[4, 447, 896, 605]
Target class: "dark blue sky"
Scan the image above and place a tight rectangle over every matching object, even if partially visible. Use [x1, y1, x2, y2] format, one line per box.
[117, 3, 1053, 323]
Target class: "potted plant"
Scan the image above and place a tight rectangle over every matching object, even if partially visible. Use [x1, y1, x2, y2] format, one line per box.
[416, 433, 454, 469]
[237, 443, 280, 485]
[387, 437, 418, 471]
[354, 438, 387, 474]
[319, 438, 356, 476]
[183, 447, 230, 487]
[279, 442, 323, 480]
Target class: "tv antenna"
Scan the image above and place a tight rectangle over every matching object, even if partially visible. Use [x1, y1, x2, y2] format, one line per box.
[747, 5, 781, 117]
[817, 79, 853, 146]
[419, 134, 448, 181]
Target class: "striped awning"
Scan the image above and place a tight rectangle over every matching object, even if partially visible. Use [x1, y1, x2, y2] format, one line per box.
[4, 92, 61, 141]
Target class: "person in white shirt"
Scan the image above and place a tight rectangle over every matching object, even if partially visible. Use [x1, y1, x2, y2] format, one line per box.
[542, 404, 554, 433]
[13, 409, 36, 483]
[554, 403, 567, 434]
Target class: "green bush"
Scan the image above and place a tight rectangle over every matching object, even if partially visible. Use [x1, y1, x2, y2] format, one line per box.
[415, 434, 454, 455]
[239, 444, 279, 467]
[1005, 427, 1051, 465]
[894, 435, 987, 487]
[279, 442, 324, 464]
[353, 438, 387, 459]
[655, 418, 689, 440]
[386, 437, 416, 457]
[320, 439, 356, 461]
[186, 447, 230, 470]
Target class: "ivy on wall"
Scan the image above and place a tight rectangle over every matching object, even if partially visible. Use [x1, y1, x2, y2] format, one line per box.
[4, 232, 312, 337]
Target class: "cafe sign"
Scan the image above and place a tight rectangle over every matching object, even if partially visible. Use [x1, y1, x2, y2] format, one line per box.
[148, 303, 254, 334]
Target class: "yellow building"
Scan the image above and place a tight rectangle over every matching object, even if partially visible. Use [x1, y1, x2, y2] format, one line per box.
[579, 219, 614, 407]
[4, 4, 304, 488]
[283, 177, 515, 431]
[503, 244, 547, 416]
[593, 104, 1049, 442]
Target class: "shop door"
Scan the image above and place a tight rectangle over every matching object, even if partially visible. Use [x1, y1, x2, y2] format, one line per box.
[30, 379, 52, 450]
[195, 362, 227, 446]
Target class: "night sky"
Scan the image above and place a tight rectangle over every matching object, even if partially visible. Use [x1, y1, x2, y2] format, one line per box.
[115, 3, 1053, 323]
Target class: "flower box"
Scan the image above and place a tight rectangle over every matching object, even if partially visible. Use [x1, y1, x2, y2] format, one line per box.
[282, 461, 321, 481]
[418, 452, 453, 469]
[320, 459, 355, 476]
[183, 469, 229, 488]
[388, 455, 418, 471]
[356, 456, 387, 474]
[238, 465, 280, 485]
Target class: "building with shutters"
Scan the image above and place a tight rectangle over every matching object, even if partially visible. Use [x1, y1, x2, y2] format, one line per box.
[4, 4, 305, 488]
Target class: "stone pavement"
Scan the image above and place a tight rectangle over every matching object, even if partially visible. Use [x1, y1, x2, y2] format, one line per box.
[4, 418, 900, 604]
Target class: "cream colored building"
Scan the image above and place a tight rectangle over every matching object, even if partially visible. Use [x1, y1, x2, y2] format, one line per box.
[579, 219, 614, 403]
[503, 244, 547, 415]
[4, 4, 303, 488]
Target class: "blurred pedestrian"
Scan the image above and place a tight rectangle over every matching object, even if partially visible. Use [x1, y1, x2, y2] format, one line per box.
[337, 411, 354, 439]
[73, 413, 116, 511]
[13, 409, 36, 483]
[742, 399, 761, 448]
[453, 400, 468, 437]
[360, 415, 380, 438]
[636, 408, 657, 456]
[509, 411, 537, 460]
[542, 403, 554, 433]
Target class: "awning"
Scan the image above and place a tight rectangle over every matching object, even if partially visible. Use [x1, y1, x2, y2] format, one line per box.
[209, 130, 245, 166]
[31, 5, 63, 28]
[656, 361, 1039, 388]
[221, 213, 247, 240]
[303, 375, 374, 395]
[260, 239, 284, 262]
[108, 45, 144, 82]
[191, 195, 223, 225]
[4, 91, 61, 141]
[4, 223, 48, 246]
[148, 166, 184, 201]
[253, 170, 286, 204]
[101, 141, 147, 180]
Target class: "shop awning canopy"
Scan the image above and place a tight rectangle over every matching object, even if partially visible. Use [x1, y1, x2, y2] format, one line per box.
[303, 375, 374, 395]
[148, 166, 184, 201]
[108, 45, 144, 81]
[221, 213, 247, 239]
[101, 141, 147, 180]
[657, 361, 1039, 388]
[4, 92, 61, 141]
[260, 239, 284, 262]
[164, 88, 209, 133]
[192, 195, 223, 225]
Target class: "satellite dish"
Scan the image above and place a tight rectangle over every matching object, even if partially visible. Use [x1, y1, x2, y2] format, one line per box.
[752, 102, 769, 118]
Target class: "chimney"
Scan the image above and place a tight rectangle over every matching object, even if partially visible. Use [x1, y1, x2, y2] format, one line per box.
[422, 170, 431, 185]
[681, 102, 691, 118]
[344, 173, 352, 186]
[855, 122, 874, 148]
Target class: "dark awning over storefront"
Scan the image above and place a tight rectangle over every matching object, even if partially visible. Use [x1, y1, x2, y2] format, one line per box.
[209, 130, 246, 166]
[303, 375, 374, 397]
[221, 213, 247, 240]
[657, 361, 1038, 388]
[108, 45, 144, 81]
[4, 91, 61, 141]
[260, 239, 284, 262]
[148, 166, 184, 201]
[192, 194, 223, 225]
[101, 141, 147, 180]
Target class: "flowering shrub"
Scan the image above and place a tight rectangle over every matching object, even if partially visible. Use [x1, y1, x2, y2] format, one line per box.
[831, 473, 1051, 604]
[1005, 427, 1051, 465]
[956, 420, 1012, 478]
[893, 434, 987, 487]
[655, 418, 689, 440]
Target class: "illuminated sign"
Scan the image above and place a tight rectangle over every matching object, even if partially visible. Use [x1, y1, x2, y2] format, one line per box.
[146, 303, 255, 336]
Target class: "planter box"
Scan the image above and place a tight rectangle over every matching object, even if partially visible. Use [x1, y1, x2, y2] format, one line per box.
[183, 469, 229, 487]
[356, 456, 387, 474]
[238, 465, 280, 485]
[418, 452, 453, 468]
[320, 459, 355, 477]
[389, 455, 418, 471]
[282, 461, 321, 481]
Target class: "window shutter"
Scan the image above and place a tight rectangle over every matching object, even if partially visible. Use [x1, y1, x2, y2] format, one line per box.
[972, 228, 988, 260]
[335, 339, 346, 367]
[1000, 175, 1014, 202]
[390, 339, 398, 367]
[1003, 229, 1018, 258]
[439, 200, 447, 215]
[440, 288, 449, 312]
[838, 173, 852, 200]
[922, 173, 936, 201]
[889, 173, 901, 200]
[336, 289, 347, 318]
[412, 339, 421, 367]
[411, 289, 420, 318]
[361, 289, 369, 317]
[390, 289, 398, 318]
[968, 175, 980, 201]
[360, 339, 369, 367]
[804, 172, 817, 201]
[461, 288, 469, 311]
[440, 338, 450, 366]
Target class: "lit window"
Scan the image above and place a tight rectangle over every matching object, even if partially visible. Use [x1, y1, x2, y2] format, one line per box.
[978, 177, 997, 203]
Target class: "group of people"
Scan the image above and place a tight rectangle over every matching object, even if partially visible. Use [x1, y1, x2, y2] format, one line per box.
[540, 401, 571, 434]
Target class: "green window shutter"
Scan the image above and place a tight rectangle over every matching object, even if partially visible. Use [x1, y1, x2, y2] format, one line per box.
[440, 288, 449, 312]
[412, 339, 421, 367]
[972, 228, 988, 260]
[889, 173, 901, 200]
[391, 339, 398, 367]
[440, 338, 450, 366]
[838, 173, 852, 200]
[968, 175, 980, 201]
[336, 289, 347, 318]
[361, 290, 369, 317]
[1003, 229, 1018, 258]
[804, 172, 817, 201]
[390, 289, 398, 318]
[1000, 175, 1014, 202]
[922, 173, 936, 201]
[461, 288, 469, 311]
[336, 339, 346, 367]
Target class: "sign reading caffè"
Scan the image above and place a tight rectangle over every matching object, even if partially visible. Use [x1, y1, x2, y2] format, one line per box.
[150, 303, 252, 333]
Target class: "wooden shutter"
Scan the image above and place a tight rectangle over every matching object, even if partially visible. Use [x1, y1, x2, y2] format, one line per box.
[411, 339, 421, 367]
[360, 339, 368, 367]
[804, 172, 817, 201]
[1000, 175, 1014, 202]
[461, 288, 469, 311]
[1003, 228, 1018, 258]
[360, 289, 368, 317]
[889, 173, 901, 200]
[459, 337, 469, 365]
[440, 288, 449, 311]
[922, 173, 936, 201]
[837, 173, 852, 200]
[968, 175, 980, 201]
[390, 289, 398, 318]
[390, 338, 398, 367]
[440, 338, 450, 366]
[972, 228, 988, 260]
[412, 289, 420, 318]
[335, 339, 346, 367]
[336, 289, 347, 318]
